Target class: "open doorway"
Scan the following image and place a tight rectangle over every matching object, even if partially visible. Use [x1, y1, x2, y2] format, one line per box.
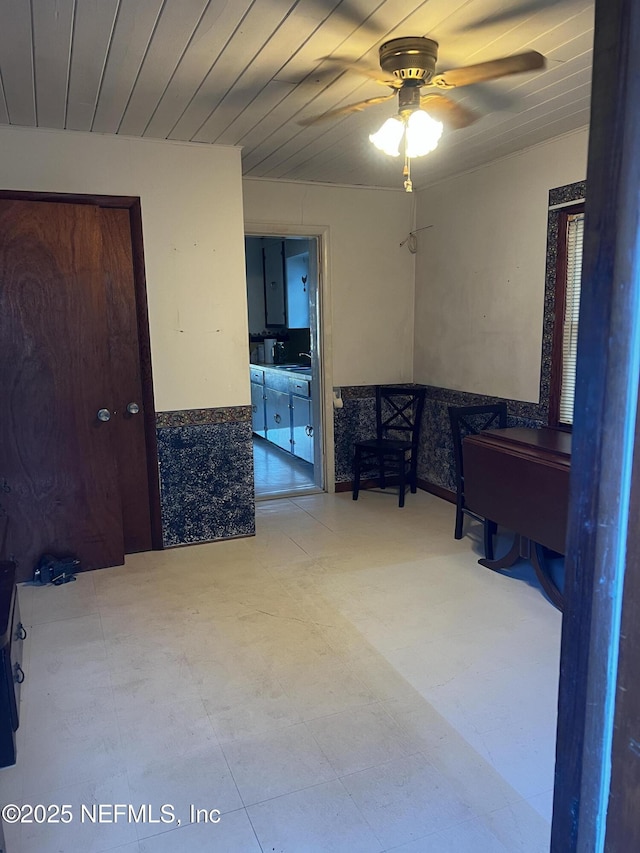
[245, 232, 325, 499]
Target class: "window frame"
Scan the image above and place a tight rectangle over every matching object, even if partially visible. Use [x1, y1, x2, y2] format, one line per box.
[549, 201, 585, 429]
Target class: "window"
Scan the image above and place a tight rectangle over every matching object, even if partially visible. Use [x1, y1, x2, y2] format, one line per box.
[550, 203, 585, 427]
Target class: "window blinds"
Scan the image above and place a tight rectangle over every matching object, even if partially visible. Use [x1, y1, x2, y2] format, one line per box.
[559, 213, 585, 424]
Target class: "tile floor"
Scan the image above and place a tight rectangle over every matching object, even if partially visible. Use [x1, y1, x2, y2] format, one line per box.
[1, 491, 561, 852]
[253, 436, 317, 499]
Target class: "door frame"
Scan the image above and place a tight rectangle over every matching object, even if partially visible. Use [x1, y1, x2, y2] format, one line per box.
[551, 0, 640, 848]
[245, 222, 334, 493]
[0, 189, 163, 551]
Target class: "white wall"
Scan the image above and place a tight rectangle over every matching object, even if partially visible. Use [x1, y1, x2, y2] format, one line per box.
[413, 127, 589, 402]
[242, 178, 415, 388]
[0, 126, 248, 411]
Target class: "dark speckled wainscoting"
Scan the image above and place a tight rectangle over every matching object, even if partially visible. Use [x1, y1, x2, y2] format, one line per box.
[333, 386, 377, 483]
[334, 181, 582, 495]
[333, 386, 544, 494]
[416, 388, 544, 494]
[156, 407, 254, 547]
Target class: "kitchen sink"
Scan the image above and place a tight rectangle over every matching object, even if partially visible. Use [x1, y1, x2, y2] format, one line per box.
[270, 363, 311, 372]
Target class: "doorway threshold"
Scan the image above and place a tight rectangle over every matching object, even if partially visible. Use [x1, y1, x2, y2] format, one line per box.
[256, 486, 323, 501]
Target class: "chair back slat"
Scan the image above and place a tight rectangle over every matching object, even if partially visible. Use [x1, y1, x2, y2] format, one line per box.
[448, 404, 508, 483]
[377, 386, 426, 446]
[446, 403, 507, 555]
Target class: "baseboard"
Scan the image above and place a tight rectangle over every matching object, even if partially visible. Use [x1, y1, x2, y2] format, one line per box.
[335, 478, 380, 493]
[416, 479, 456, 504]
[335, 477, 456, 504]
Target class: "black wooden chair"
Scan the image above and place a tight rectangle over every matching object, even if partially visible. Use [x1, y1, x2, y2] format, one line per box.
[352, 386, 426, 507]
[448, 403, 508, 559]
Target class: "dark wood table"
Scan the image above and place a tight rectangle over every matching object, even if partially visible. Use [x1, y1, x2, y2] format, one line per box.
[463, 426, 571, 610]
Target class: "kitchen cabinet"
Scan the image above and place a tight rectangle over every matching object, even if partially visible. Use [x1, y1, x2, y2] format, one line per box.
[251, 382, 266, 437]
[250, 366, 266, 437]
[250, 365, 313, 463]
[291, 394, 313, 463]
[285, 244, 310, 329]
[265, 387, 292, 452]
[246, 236, 312, 331]
[263, 238, 286, 327]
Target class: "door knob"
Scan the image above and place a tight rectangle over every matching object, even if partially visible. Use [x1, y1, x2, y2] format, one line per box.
[97, 408, 111, 422]
[126, 402, 140, 415]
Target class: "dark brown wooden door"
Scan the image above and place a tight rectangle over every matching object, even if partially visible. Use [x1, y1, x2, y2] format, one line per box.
[100, 208, 152, 554]
[0, 199, 152, 580]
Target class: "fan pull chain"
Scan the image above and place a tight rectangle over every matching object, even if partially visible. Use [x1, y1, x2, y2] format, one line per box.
[403, 134, 413, 193]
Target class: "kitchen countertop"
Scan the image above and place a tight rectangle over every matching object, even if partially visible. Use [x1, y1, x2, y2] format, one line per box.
[250, 362, 311, 376]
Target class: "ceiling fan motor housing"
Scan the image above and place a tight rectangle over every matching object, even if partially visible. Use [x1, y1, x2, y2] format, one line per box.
[397, 86, 422, 113]
[379, 37, 439, 84]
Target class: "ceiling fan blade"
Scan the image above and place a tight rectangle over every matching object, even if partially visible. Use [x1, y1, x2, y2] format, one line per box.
[319, 55, 400, 88]
[419, 94, 479, 130]
[297, 93, 396, 126]
[430, 51, 545, 89]
[459, 0, 565, 33]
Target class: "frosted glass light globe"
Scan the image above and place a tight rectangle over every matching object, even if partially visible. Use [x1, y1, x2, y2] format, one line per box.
[405, 110, 443, 157]
[369, 117, 404, 156]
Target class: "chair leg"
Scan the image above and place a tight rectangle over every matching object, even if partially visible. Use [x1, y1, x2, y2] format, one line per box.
[379, 452, 386, 490]
[409, 451, 418, 494]
[398, 452, 406, 507]
[483, 519, 497, 561]
[454, 495, 464, 540]
[352, 448, 361, 500]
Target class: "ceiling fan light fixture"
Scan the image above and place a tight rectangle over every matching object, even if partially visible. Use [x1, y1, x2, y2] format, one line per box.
[369, 117, 404, 156]
[370, 109, 443, 160]
[405, 109, 443, 157]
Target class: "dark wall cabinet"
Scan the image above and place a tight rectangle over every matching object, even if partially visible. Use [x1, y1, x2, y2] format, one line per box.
[246, 237, 311, 331]
[263, 238, 286, 327]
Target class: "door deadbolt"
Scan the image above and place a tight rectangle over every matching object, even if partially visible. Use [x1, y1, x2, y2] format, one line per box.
[97, 408, 111, 422]
[126, 402, 140, 415]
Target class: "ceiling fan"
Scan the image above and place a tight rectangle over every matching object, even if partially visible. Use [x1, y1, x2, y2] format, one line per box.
[299, 37, 545, 190]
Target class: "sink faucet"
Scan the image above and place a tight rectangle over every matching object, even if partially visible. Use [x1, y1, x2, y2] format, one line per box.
[299, 352, 312, 361]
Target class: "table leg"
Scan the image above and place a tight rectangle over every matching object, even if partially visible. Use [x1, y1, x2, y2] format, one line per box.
[531, 541, 564, 612]
[479, 533, 564, 611]
[478, 533, 524, 571]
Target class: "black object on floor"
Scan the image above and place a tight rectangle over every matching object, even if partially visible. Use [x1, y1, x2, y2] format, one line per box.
[32, 554, 79, 586]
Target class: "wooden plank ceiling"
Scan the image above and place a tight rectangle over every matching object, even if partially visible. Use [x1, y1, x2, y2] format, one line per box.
[0, 0, 593, 190]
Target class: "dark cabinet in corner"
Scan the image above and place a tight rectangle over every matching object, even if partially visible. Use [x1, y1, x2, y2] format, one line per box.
[0, 561, 26, 768]
[263, 238, 286, 326]
[246, 237, 311, 331]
